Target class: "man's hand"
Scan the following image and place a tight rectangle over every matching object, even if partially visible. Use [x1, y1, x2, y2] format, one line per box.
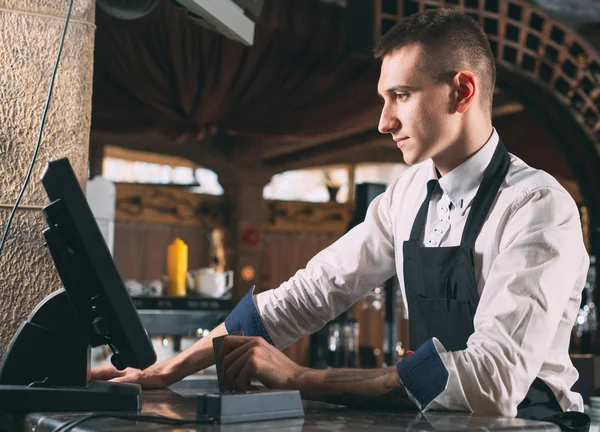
[90, 322, 229, 389]
[221, 335, 307, 392]
[219, 335, 416, 410]
[91, 363, 169, 389]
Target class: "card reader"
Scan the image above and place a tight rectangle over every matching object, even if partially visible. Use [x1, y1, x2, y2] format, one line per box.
[196, 389, 304, 424]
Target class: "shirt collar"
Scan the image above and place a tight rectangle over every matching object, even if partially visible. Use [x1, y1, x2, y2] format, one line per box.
[427, 128, 499, 216]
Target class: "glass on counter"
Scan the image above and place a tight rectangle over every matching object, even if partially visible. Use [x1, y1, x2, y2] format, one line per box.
[326, 319, 360, 368]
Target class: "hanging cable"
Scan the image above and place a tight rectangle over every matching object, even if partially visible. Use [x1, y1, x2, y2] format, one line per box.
[0, 0, 74, 263]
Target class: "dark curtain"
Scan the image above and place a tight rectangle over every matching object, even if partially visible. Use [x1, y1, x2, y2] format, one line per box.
[92, 0, 382, 143]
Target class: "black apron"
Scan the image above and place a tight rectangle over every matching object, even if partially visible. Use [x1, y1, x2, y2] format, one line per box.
[402, 140, 590, 432]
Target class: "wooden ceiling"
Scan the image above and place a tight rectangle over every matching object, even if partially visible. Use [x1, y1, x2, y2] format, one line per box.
[92, 86, 571, 180]
[91, 1, 600, 186]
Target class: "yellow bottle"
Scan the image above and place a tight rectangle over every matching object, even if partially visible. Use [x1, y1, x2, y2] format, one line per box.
[167, 238, 188, 297]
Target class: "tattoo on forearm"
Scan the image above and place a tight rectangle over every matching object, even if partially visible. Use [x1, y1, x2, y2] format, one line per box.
[383, 370, 402, 389]
[320, 367, 416, 410]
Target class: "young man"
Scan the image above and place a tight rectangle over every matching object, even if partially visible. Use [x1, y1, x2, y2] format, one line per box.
[94, 9, 590, 419]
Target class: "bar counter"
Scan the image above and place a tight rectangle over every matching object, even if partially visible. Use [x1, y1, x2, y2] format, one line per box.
[0, 377, 565, 431]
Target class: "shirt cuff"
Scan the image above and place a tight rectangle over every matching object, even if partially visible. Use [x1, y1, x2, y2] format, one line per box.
[224, 286, 275, 345]
[396, 338, 449, 410]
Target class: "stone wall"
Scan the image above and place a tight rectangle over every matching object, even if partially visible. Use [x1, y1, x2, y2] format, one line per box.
[0, 0, 95, 356]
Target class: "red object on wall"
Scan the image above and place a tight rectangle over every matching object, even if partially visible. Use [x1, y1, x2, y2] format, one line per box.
[241, 228, 260, 247]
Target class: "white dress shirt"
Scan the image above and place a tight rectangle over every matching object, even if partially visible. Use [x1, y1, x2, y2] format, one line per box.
[241, 129, 589, 417]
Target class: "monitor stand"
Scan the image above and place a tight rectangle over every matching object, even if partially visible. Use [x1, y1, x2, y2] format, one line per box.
[0, 289, 140, 412]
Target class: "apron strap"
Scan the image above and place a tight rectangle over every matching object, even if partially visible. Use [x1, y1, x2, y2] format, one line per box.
[518, 378, 590, 432]
[409, 179, 439, 242]
[542, 412, 591, 432]
[460, 140, 511, 249]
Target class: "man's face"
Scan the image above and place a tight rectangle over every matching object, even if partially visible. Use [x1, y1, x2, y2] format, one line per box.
[377, 44, 459, 166]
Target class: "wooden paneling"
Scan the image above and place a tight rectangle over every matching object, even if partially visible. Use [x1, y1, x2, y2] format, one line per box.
[114, 221, 211, 281]
[115, 183, 353, 233]
[115, 183, 226, 227]
[259, 231, 341, 291]
[265, 200, 353, 233]
[260, 230, 342, 366]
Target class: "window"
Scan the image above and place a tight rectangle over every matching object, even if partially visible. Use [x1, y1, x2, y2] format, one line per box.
[102, 158, 224, 195]
[355, 163, 409, 185]
[263, 166, 349, 202]
[263, 163, 410, 202]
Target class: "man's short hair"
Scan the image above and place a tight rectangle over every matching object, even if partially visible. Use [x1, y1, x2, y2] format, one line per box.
[374, 8, 496, 117]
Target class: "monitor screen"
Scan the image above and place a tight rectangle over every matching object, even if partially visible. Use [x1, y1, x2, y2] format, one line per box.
[40, 158, 156, 370]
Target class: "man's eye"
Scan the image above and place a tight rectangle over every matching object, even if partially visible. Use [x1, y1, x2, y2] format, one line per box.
[395, 93, 409, 101]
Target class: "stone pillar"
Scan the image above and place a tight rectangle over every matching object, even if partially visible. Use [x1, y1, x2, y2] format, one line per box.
[0, 0, 95, 355]
[220, 171, 272, 302]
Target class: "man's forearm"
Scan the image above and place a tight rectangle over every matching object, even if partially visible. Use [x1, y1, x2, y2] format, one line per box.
[297, 366, 417, 410]
[149, 322, 228, 386]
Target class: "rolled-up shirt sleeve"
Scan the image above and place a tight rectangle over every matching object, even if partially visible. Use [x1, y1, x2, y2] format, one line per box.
[225, 176, 401, 349]
[398, 186, 589, 416]
[224, 286, 275, 345]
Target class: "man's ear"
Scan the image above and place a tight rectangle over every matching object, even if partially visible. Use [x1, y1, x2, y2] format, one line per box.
[453, 70, 477, 114]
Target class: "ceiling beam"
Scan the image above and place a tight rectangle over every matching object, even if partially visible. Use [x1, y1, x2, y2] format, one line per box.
[91, 130, 236, 175]
[257, 125, 377, 161]
[265, 129, 400, 172]
[103, 145, 201, 168]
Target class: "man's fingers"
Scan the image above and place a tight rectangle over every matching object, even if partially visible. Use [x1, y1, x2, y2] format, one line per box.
[224, 348, 254, 392]
[108, 370, 142, 385]
[108, 376, 131, 384]
[222, 338, 259, 372]
[220, 337, 267, 392]
[91, 364, 123, 381]
[222, 335, 251, 344]
[220, 335, 255, 360]
[235, 359, 256, 392]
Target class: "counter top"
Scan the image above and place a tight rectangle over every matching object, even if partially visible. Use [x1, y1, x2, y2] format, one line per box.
[1, 380, 561, 431]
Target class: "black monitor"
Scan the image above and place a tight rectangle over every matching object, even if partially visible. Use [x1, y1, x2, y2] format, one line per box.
[0, 157, 156, 412]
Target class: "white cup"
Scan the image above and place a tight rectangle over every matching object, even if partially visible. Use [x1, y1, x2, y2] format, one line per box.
[193, 268, 234, 297]
[125, 279, 144, 297]
[146, 279, 164, 297]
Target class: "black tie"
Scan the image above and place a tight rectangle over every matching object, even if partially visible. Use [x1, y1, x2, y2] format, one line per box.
[409, 179, 439, 241]
[425, 179, 438, 201]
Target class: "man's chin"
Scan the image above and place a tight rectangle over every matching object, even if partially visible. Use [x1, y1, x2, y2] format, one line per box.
[400, 150, 420, 166]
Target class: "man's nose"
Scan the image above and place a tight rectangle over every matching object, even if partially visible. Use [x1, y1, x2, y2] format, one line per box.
[378, 106, 400, 134]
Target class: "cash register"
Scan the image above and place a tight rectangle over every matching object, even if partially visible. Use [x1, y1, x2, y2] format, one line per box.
[0, 158, 157, 412]
[0, 158, 304, 425]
